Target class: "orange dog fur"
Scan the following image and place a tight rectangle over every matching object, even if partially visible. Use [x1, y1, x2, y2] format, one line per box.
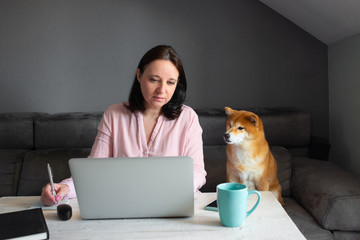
[224, 107, 284, 205]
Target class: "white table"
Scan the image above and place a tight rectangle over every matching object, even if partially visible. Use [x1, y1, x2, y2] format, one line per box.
[0, 192, 305, 239]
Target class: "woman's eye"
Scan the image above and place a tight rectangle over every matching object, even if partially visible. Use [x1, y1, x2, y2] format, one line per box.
[168, 81, 176, 85]
[238, 127, 244, 130]
[150, 78, 157, 82]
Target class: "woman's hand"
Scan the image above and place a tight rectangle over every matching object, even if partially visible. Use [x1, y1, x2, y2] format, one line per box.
[41, 183, 70, 206]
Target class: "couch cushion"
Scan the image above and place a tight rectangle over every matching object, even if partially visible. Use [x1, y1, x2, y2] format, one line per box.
[271, 146, 291, 197]
[283, 197, 334, 240]
[0, 113, 46, 149]
[200, 146, 227, 192]
[332, 231, 360, 240]
[34, 112, 102, 149]
[0, 150, 27, 196]
[17, 149, 91, 195]
[291, 157, 360, 231]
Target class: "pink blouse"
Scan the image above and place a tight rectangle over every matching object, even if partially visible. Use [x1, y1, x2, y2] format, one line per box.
[61, 103, 207, 198]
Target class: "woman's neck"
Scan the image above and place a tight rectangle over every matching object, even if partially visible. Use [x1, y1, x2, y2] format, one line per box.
[143, 108, 162, 120]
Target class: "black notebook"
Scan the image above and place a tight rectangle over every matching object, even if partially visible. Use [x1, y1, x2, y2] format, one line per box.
[0, 208, 49, 240]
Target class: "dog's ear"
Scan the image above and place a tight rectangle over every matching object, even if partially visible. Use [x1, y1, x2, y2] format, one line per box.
[224, 107, 233, 117]
[248, 114, 259, 127]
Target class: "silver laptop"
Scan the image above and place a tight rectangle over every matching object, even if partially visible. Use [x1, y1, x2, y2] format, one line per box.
[69, 156, 194, 219]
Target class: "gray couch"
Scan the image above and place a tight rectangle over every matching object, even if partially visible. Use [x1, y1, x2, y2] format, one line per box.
[1, 108, 359, 239]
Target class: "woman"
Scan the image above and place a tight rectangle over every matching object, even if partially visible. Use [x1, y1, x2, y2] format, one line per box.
[41, 45, 207, 206]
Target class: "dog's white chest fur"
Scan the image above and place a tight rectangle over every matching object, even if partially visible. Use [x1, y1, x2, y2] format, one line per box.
[237, 171, 256, 190]
[227, 146, 263, 190]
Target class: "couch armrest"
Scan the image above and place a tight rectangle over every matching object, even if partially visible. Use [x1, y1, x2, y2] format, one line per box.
[291, 157, 360, 231]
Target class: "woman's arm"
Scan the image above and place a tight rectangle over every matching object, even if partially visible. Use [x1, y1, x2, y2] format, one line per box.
[184, 112, 207, 192]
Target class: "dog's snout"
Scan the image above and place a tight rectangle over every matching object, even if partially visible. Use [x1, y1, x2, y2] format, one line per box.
[224, 133, 230, 140]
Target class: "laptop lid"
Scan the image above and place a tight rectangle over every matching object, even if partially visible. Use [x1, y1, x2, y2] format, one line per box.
[69, 156, 194, 219]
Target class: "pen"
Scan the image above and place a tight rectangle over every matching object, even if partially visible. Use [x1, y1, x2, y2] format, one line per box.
[47, 163, 56, 201]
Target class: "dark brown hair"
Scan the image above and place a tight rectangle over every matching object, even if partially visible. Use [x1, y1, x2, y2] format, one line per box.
[127, 45, 187, 120]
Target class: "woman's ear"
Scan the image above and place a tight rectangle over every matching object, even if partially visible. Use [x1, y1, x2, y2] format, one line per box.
[136, 69, 141, 82]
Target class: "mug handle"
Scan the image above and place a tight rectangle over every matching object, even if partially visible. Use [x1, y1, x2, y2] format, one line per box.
[246, 190, 261, 218]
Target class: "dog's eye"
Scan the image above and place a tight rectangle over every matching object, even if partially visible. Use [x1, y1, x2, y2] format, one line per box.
[238, 126, 244, 130]
[229, 124, 232, 128]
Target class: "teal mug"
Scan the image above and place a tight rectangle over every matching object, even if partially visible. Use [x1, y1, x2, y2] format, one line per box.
[217, 183, 261, 227]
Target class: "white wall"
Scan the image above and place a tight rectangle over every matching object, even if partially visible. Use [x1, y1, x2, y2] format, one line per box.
[329, 33, 360, 177]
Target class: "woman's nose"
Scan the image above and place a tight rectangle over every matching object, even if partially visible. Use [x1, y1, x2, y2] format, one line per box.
[157, 82, 166, 93]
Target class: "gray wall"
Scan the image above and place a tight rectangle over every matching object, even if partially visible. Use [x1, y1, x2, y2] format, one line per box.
[0, 0, 329, 138]
[329, 33, 360, 177]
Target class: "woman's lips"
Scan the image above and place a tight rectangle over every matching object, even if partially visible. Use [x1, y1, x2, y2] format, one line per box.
[154, 96, 165, 101]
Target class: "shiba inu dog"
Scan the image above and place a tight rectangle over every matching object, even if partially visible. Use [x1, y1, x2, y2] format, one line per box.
[224, 107, 284, 205]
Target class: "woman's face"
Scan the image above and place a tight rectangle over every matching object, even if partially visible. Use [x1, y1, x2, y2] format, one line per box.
[137, 59, 179, 112]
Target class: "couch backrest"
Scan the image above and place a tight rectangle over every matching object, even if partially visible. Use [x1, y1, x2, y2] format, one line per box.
[0, 113, 47, 149]
[34, 112, 103, 149]
[196, 107, 312, 148]
[0, 108, 311, 150]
